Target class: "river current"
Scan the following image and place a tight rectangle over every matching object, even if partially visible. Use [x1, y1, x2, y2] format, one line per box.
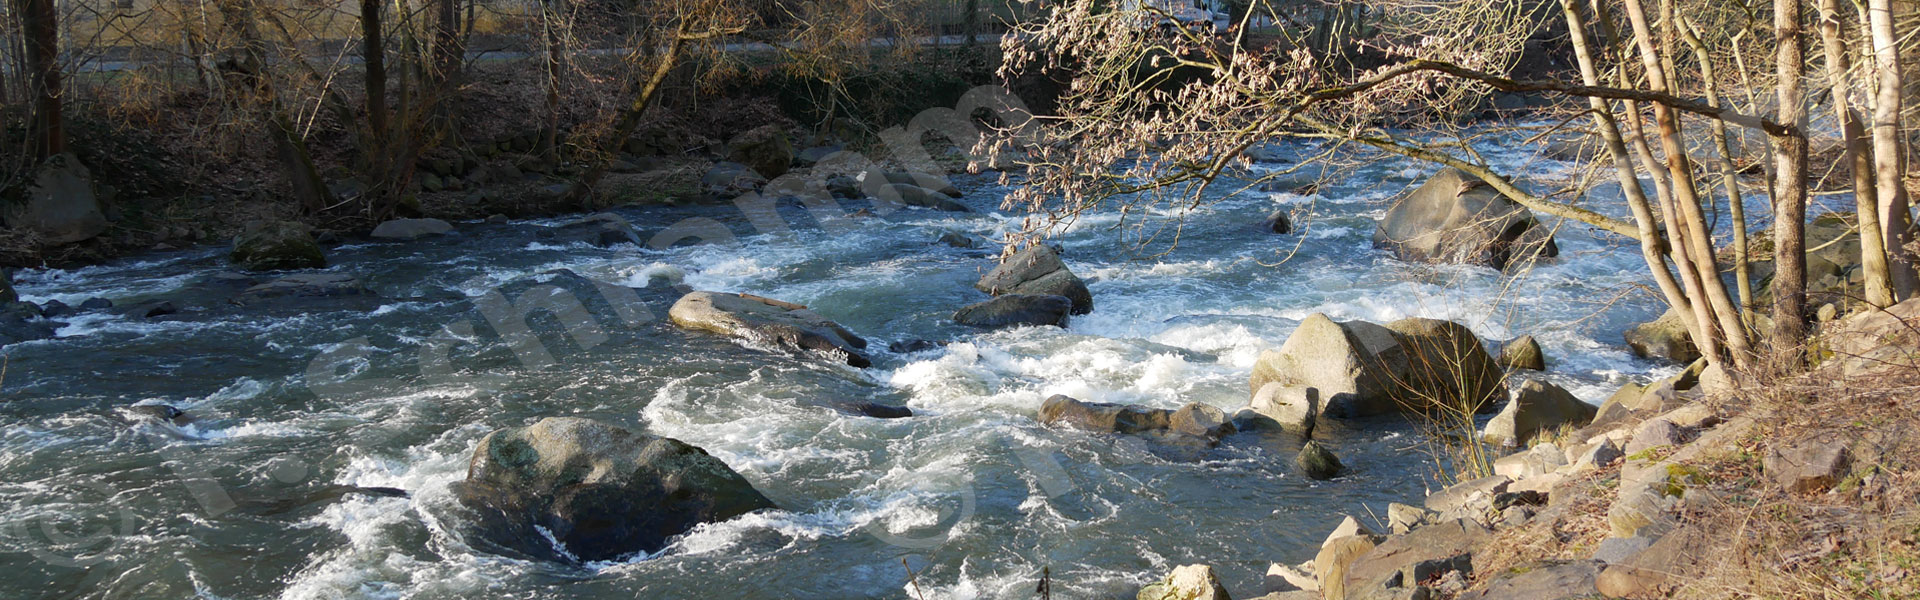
[1, 131, 1699, 599]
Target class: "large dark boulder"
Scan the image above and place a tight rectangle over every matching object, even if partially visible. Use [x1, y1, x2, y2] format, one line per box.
[668, 291, 871, 368]
[953, 294, 1071, 329]
[726, 125, 794, 179]
[1373, 168, 1558, 270]
[231, 221, 327, 271]
[371, 218, 453, 240]
[5, 153, 107, 244]
[453, 417, 775, 562]
[541, 212, 642, 247]
[974, 245, 1094, 315]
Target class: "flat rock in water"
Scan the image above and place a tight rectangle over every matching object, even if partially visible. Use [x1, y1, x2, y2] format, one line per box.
[231, 273, 374, 308]
[542, 212, 643, 247]
[952, 294, 1071, 329]
[371, 218, 454, 240]
[668, 291, 871, 368]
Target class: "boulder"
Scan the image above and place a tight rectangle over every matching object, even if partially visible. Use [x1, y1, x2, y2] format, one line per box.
[795, 145, 841, 167]
[668, 291, 871, 368]
[123, 299, 178, 318]
[39, 299, 69, 318]
[1138, 564, 1231, 600]
[1595, 530, 1694, 598]
[1424, 475, 1511, 516]
[1343, 519, 1489, 596]
[1260, 210, 1293, 234]
[1247, 383, 1318, 436]
[1569, 438, 1623, 473]
[0, 304, 56, 345]
[80, 297, 112, 310]
[953, 294, 1072, 329]
[1387, 502, 1435, 534]
[879, 183, 970, 212]
[1038, 395, 1234, 441]
[1764, 438, 1852, 494]
[1316, 534, 1379, 600]
[1248, 314, 1506, 420]
[1297, 441, 1343, 480]
[5, 153, 108, 244]
[1481, 379, 1597, 447]
[881, 171, 962, 197]
[231, 221, 326, 271]
[371, 218, 453, 240]
[975, 245, 1094, 315]
[230, 273, 373, 307]
[1623, 418, 1691, 456]
[702, 161, 767, 199]
[117, 404, 190, 426]
[937, 231, 979, 248]
[1498, 335, 1545, 370]
[725, 125, 794, 178]
[452, 417, 774, 562]
[1624, 308, 1701, 364]
[1493, 443, 1569, 479]
[543, 212, 642, 247]
[1372, 168, 1558, 270]
[1324, 515, 1377, 546]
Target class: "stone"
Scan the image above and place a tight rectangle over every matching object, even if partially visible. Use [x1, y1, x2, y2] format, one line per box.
[881, 171, 962, 197]
[1247, 383, 1318, 437]
[1266, 562, 1318, 592]
[1624, 308, 1700, 364]
[1345, 519, 1489, 595]
[1481, 379, 1597, 447]
[795, 145, 841, 167]
[229, 273, 372, 307]
[936, 231, 978, 248]
[1168, 403, 1234, 438]
[371, 218, 454, 240]
[669, 291, 871, 368]
[702, 161, 767, 199]
[878, 183, 970, 212]
[1038, 395, 1232, 441]
[39, 299, 69, 318]
[1424, 475, 1511, 516]
[1388, 502, 1435, 534]
[1261, 210, 1293, 234]
[1297, 441, 1343, 480]
[853, 402, 913, 419]
[1570, 438, 1623, 473]
[486, 214, 510, 224]
[1653, 402, 1721, 430]
[725, 125, 793, 178]
[1456, 560, 1602, 600]
[230, 221, 326, 271]
[1591, 536, 1654, 564]
[452, 417, 775, 562]
[952, 294, 1071, 329]
[1137, 564, 1230, 600]
[1316, 534, 1379, 600]
[975, 245, 1094, 315]
[117, 404, 190, 426]
[1623, 419, 1690, 456]
[6, 153, 108, 244]
[1764, 438, 1852, 494]
[80, 297, 112, 310]
[1498, 335, 1545, 370]
[1372, 168, 1558, 270]
[888, 339, 945, 354]
[544, 212, 642, 247]
[1249, 314, 1507, 419]
[1698, 363, 1736, 402]
[124, 299, 177, 318]
[1493, 443, 1568, 479]
[1595, 530, 1694, 598]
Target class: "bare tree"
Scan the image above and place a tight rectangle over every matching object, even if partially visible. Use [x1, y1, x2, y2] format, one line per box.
[1866, 0, 1917, 299]
[1815, 0, 1891, 308]
[12, 0, 62, 158]
[1770, 0, 1810, 357]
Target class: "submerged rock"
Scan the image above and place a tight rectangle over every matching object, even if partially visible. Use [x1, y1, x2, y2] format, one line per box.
[370, 218, 453, 240]
[952, 294, 1071, 329]
[1248, 314, 1506, 420]
[230, 273, 374, 308]
[1372, 168, 1558, 270]
[1260, 209, 1293, 234]
[669, 291, 871, 368]
[1296, 441, 1343, 480]
[1499, 335, 1546, 370]
[231, 221, 326, 271]
[541, 212, 642, 247]
[452, 417, 775, 563]
[974, 244, 1094, 315]
[117, 404, 191, 426]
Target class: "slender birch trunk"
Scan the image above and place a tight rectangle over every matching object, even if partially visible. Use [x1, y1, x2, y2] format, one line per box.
[1866, 0, 1917, 299]
[1815, 0, 1892, 307]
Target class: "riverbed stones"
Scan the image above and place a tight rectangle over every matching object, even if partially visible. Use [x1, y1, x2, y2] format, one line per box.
[6, 153, 108, 244]
[1137, 564, 1231, 600]
[230, 273, 373, 307]
[453, 417, 775, 562]
[231, 221, 326, 271]
[726, 125, 793, 178]
[1498, 335, 1545, 370]
[702, 161, 767, 199]
[878, 183, 970, 212]
[975, 245, 1094, 315]
[669, 291, 871, 368]
[1371, 168, 1558, 270]
[881, 171, 962, 197]
[1037, 395, 1233, 442]
[952, 294, 1071, 329]
[371, 217, 453, 240]
[1481, 379, 1596, 447]
[543, 212, 643, 247]
[1624, 308, 1700, 364]
[1248, 314, 1506, 420]
[1343, 519, 1488, 597]
[1387, 503, 1436, 534]
[1457, 560, 1602, 600]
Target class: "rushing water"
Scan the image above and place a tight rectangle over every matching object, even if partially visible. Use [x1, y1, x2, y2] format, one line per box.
[1, 131, 1705, 599]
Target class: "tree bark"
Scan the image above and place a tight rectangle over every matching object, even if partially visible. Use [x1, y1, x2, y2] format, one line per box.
[360, 0, 388, 142]
[1772, 0, 1811, 359]
[15, 0, 63, 158]
[1867, 0, 1917, 299]
[1816, 0, 1892, 307]
[1681, 17, 1758, 317]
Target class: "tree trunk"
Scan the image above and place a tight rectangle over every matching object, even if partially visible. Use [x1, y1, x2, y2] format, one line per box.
[1867, 0, 1917, 299]
[1772, 0, 1811, 359]
[360, 0, 389, 149]
[15, 0, 63, 158]
[540, 0, 567, 156]
[564, 25, 697, 206]
[1816, 0, 1893, 307]
[1562, 0, 1705, 356]
[1680, 17, 1758, 317]
[219, 0, 332, 214]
